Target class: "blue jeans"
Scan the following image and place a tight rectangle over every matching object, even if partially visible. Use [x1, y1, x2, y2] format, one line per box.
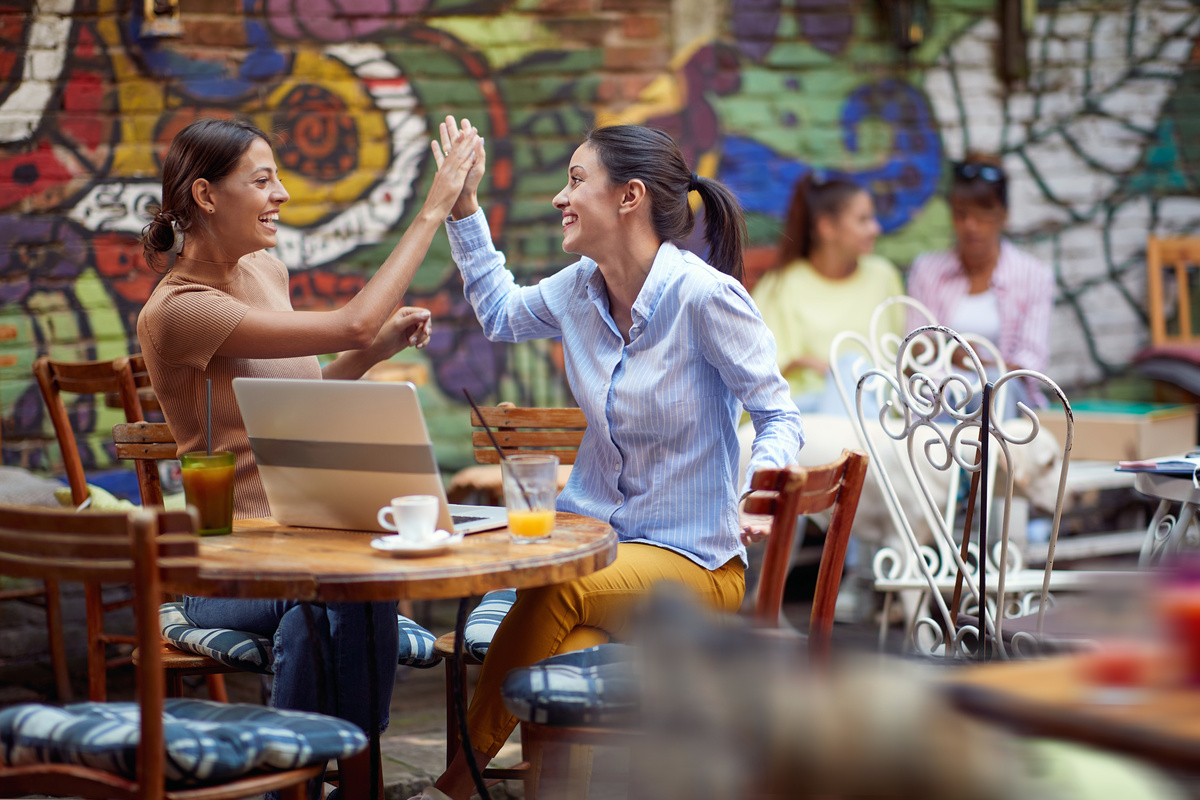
[184, 598, 398, 800]
[183, 597, 399, 731]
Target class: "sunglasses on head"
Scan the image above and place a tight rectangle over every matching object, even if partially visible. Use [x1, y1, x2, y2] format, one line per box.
[952, 162, 1005, 183]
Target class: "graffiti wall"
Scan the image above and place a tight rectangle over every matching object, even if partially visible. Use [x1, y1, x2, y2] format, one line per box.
[2, 0, 1197, 479]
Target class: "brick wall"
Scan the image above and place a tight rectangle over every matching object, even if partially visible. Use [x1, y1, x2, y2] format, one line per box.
[2, 0, 1198, 481]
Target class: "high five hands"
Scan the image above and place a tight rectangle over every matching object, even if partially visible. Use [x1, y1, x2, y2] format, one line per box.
[431, 116, 486, 220]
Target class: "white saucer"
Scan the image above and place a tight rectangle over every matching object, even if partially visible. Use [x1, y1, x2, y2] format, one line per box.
[370, 530, 464, 558]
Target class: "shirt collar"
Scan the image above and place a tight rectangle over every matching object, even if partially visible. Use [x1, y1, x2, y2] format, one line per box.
[630, 242, 678, 328]
[583, 242, 680, 338]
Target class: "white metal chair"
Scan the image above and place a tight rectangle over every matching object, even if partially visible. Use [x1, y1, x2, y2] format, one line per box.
[831, 308, 1129, 658]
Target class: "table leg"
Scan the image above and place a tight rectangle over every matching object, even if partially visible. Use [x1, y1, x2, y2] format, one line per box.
[1140, 499, 1174, 567]
[453, 597, 491, 800]
[1141, 499, 1199, 566]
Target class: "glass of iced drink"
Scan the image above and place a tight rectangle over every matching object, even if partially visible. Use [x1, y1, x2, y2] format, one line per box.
[501, 454, 558, 544]
[180, 451, 236, 536]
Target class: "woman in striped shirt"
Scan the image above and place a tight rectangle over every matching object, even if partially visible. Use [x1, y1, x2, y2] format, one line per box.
[421, 119, 803, 800]
[906, 155, 1054, 408]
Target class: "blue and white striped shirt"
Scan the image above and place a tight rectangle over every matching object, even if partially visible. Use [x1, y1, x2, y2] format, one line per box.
[447, 210, 804, 570]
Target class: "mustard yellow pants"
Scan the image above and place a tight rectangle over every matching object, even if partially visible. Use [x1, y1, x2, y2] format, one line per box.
[466, 542, 746, 756]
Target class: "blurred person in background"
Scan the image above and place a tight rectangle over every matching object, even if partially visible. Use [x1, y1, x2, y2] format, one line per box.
[752, 174, 904, 415]
[907, 155, 1054, 410]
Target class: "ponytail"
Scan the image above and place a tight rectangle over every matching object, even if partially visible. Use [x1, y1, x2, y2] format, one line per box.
[691, 175, 746, 283]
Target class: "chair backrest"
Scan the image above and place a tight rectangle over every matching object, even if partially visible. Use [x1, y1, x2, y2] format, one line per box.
[839, 322, 1073, 659]
[113, 422, 176, 507]
[470, 402, 587, 465]
[1146, 235, 1200, 348]
[33, 355, 151, 506]
[0, 504, 198, 799]
[744, 449, 869, 667]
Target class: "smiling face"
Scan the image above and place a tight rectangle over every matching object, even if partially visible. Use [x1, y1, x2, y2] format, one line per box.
[552, 143, 626, 260]
[201, 137, 289, 259]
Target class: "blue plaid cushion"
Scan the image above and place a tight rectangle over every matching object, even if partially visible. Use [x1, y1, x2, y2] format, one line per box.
[464, 589, 516, 661]
[161, 603, 438, 671]
[397, 614, 439, 668]
[160, 602, 274, 674]
[0, 698, 366, 784]
[501, 644, 638, 727]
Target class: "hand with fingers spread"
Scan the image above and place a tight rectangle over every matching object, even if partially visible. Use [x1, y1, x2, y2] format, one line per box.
[422, 117, 480, 219]
[431, 115, 487, 220]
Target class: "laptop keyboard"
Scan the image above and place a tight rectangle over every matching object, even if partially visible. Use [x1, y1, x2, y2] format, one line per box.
[452, 514, 486, 525]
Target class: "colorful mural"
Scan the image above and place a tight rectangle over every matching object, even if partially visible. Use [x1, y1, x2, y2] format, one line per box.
[2, 0, 1199, 479]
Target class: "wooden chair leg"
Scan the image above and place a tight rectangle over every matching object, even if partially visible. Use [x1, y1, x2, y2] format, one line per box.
[521, 721, 544, 800]
[42, 578, 72, 702]
[84, 583, 107, 702]
[205, 674, 228, 702]
[167, 670, 184, 698]
[337, 739, 382, 799]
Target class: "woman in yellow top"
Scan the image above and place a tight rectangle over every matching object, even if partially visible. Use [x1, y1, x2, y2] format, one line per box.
[751, 175, 903, 413]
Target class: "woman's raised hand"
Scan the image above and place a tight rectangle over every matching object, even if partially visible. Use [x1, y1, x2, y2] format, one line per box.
[432, 115, 486, 220]
[423, 118, 480, 219]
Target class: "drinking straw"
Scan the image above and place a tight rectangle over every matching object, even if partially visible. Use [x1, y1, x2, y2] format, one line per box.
[462, 388, 532, 509]
[205, 378, 213, 456]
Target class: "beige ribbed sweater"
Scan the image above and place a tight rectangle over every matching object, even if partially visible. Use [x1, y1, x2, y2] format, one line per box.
[137, 251, 321, 519]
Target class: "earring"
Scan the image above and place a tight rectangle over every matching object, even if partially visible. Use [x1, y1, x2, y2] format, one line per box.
[208, 207, 215, 213]
[171, 221, 184, 254]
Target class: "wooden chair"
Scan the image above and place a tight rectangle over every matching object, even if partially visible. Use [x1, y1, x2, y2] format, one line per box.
[508, 450, 870, 798]
[0, 504, 325, 800]
[0, 327, 73, 701]
[112, 420, 231, 702]
[1146, 235, 1200, 349]
[32, 354, 157, 701]
[1134, 236, 1200, 401]
[446, 402, 583, 504]
[436, 403, 586, 778]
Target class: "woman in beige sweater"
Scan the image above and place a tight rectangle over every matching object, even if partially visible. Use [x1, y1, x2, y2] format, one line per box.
[137, 116, 480, 800]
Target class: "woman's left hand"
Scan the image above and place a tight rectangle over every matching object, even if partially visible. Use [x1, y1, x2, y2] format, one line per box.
[739, 508, 771, 545]
[369, 306, 431, 360]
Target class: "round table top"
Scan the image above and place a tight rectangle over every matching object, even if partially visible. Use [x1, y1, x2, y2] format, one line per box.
[167, 512, 617, 602]
[1135, 471, 1200, 504]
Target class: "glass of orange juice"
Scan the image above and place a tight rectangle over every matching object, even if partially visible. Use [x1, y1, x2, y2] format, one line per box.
[181, 451, 236, 536]
[501, 454, 558, 544]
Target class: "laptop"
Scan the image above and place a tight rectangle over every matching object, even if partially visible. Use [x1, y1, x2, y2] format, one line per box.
[231, 377, 509, 535]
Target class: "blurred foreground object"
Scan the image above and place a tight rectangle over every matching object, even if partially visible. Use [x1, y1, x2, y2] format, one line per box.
[631, 590, 1186, 799]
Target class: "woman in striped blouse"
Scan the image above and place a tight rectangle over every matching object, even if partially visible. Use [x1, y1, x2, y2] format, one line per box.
[906, 155, 1055, 408]
[420, 119, 803, 800]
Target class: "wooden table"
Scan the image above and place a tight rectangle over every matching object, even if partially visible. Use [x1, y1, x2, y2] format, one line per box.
[168, 511, 616, 601]
[944, 653, 1200, 771]
[165, 511, 617, 799]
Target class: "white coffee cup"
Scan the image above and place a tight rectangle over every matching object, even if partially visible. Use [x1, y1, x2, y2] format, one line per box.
[377, 495, 439, 542]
